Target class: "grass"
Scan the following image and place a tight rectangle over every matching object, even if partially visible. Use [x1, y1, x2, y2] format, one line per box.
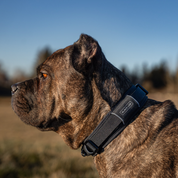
[0, 97, 98, 178]
[0, 94, 178, 178]
[0, 139, 98, 178]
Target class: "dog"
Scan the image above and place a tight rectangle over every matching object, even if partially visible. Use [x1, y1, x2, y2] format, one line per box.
[11, 34, 178, 177]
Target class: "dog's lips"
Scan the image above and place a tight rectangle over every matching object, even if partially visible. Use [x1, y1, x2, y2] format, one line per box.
[36, 118, 60, 131]
[11, 86, 62, 132]
[12, 95, 30, 114]
[11, 93, 40, 126]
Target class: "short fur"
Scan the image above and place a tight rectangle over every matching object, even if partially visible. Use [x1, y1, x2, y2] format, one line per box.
[11, 34, 178, 178]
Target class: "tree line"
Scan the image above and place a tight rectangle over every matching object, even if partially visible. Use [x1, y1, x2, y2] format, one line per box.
[0, 47, 178, 96]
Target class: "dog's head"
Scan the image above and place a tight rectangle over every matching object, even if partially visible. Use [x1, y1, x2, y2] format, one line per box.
[11, 34, 131, 148]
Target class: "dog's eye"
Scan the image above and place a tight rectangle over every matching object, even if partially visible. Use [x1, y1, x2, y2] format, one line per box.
[42, 73, 48, 78]
[41, 73, 48, 79]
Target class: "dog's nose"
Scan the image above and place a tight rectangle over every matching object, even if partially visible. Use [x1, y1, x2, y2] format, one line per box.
[11, 83, 19, 95]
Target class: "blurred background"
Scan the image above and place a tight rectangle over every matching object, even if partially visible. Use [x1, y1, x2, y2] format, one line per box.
[1, 0, 178, 177]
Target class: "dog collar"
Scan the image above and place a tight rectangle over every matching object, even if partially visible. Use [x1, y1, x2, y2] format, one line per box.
[81, 84, 148, 157]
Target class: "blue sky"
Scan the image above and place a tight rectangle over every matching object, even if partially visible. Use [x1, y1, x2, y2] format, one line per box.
[0, 0, 178, 77]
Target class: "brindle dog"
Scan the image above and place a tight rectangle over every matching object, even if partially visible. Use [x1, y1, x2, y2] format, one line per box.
[11, 34, 178, 178]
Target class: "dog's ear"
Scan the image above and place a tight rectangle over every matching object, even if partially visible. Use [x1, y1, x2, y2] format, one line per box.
[72, 34, 102, 75]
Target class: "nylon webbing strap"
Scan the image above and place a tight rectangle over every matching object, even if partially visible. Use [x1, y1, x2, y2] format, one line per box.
[81, 84, 148, 157]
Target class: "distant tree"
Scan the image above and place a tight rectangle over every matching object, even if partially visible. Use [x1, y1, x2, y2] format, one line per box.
[142, 63, 149, 81]
[146, 61, 168, 89]
[32, 47, 52, 77]
[0, 62, 11, 96]
[121, 65, 140, 84]
[174, 67, 178, 90]
[121, 65, 129, 76]
[0, 62, 8, 83]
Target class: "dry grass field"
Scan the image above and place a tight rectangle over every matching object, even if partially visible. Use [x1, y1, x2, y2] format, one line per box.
[0, 97, 98, 178]
[0, 93, 178, 178]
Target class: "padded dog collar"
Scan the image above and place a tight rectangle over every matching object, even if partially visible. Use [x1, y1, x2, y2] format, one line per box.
[81, 84, 148, 157]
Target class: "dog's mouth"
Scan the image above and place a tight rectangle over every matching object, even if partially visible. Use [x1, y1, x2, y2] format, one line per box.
[12, 95, 29, 114]
[11, 76, 74, 132]
[36, 118, 59, 131]
[11, 88, 42, 127]
[12, 96, 48, 130]
[11, 90, 72, 132]
[13, 96, 32, 113]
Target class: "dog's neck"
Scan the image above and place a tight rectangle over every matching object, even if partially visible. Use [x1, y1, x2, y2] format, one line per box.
[56, 55, 133, 150]
[94, 55, 133, 108]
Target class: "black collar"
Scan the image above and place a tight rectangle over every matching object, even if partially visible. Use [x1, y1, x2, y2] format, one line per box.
[81, 84, 148, 157]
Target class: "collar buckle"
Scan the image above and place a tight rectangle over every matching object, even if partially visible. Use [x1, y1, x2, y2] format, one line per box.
[81, 140, 99, 157]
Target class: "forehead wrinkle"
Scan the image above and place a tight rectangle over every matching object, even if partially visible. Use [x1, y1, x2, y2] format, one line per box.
[37, 63, 53, 74]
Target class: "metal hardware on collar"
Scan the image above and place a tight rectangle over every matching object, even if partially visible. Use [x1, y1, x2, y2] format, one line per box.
[81, 84, 148, 157]
[81, 140, 99, 157]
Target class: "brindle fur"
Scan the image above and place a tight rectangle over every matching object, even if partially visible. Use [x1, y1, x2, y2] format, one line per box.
[11, 34, 178, 178]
